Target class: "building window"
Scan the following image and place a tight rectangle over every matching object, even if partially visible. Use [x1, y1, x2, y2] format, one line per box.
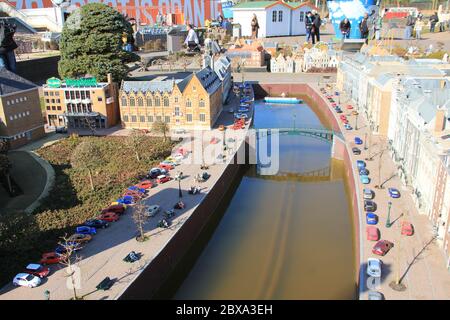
[146, 97, 152, 106]
[46, 106, 50, 110]
[52, 106, 56, 110]
[175, 107, 180, 116]
[186, 114, 193, 122]
[164, 116, 170, 123]
[57, 106, 61, 111]
[299, 12, 304, 22]
[272, 11, 277, 22]
[147, 115, 153, 122]
[155, 97, 161, 106]
[200, 114, 206, 122]
[50, 92, 54, 96]
[199, 99, 205, 108]
[131, 115, 137, 122]
[186, 99, 192, 107]
[46, 99, 50, 103]
[26, 111, 30, 116]
[56, 99, 60, 103]
[156, 115, 162, 122]
[97, 97, 103, 102]
[81, 91, 86, 99]
[24, 97, 27, 101]
[140, 115, 145, 122]
[130, 97, 135, 107]
[278, 11, 283, 22]
[138, 97, 143, 106]
[123, 115, 129, 122]
[65, 91, 70, 99]
[121, 97, 127, 106]
[174, 96, 179, 103]
[163, 97, 169, 107]
[44, 91, 48, 96]
[55, 92, 59, 96]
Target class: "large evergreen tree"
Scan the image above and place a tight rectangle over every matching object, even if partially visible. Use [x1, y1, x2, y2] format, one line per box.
[58, 3, 138, 82]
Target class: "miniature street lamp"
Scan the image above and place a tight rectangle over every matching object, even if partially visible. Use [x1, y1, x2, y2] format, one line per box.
[364, 132, 368, 150]
[386, 201, 392, 228]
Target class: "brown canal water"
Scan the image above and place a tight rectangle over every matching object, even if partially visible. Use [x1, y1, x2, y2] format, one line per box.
[174, 100, 356, 299]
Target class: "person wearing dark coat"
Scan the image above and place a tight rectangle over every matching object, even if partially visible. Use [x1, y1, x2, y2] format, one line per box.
[311, 10, 321, 43]
[430, 12, 439, 32]
[339, 18, 351, 39]
[359, 13, 370, 44]
[0, 21, 17, 72]
[305, 11, 314, 43]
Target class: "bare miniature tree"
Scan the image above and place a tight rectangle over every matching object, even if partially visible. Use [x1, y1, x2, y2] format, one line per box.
[58, 235, 83, 300]
[0, 154, 12, 194]
[152, 120, 170, 141]
[127, 129, 147, 162]
[71, 140, 104, 191]
[132, 201, 148, 242]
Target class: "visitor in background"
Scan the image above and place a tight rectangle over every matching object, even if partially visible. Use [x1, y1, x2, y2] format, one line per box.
[359, 13, 370, 44]
[0, 20, 17, 72]
[430, 12, 439, 32]
[312, 10, 322, 43]
[339, 18, 351, 40]
[414, 16, 424, 40]
[251, 14, 259, 39]
[374, 15, 383, 40]
[404, 12, 416, 39]
[184, 24, 199, 51]
[305, 11, 314, 44]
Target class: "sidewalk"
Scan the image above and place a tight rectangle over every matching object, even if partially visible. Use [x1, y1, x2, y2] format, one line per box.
[319, 84, 450, 300]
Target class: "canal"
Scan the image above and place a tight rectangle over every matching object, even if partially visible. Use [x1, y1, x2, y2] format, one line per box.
[173, 100, 357, 299]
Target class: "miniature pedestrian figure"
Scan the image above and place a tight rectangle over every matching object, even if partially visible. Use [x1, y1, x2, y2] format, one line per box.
[414, 17, 424, 40]
[404, 12, 416, 39]
[359, 13, 370, 44]
[305, 11, 314, 44]
[339, 18, 351, 41]
[430, 12, 439, 32]
[44, 290, 50, 300]
[251, 14, 259, 39]
[374, 15, 383, 40]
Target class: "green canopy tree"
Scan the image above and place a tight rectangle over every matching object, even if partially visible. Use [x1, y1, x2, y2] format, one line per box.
[58, 3, 139, 82]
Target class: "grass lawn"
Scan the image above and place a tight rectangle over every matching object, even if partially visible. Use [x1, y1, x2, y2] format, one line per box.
[0, 135, 175, 287]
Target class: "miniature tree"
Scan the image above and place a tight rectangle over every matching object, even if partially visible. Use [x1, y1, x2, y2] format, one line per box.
[58, 3, 139, 82]
[0, 154, 12, 194]
[152, 120, 170, 141]
[128, 129, 147, 162]
[71, 140, 104, 191]
[58, 235, 83, 300]
[132, 202, 148, 242]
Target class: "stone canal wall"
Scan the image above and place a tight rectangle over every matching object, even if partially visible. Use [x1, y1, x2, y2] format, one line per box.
[118, 141, 247, 300]
[254, 83, 363, 297]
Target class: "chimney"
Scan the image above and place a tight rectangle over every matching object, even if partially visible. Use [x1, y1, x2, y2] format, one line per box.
[107, 73, 113, 84]
[435, 106, 446, 133]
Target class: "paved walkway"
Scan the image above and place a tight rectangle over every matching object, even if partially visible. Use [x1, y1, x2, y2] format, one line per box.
[317, 83, 450, 300]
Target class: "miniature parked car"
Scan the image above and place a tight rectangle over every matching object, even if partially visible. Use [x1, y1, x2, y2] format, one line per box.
[344, 124, 353, 130]
[372, 240, 394, 256]
[364, 200, 377, 212]
[157, 219, 170, 228]
[156, 174, 171, 184]
[55, 242, 82, 255]
[135, 180, 154, 190]
[360, 175, 370, 184]
[339, 115, 347, 121]
[13, 273, 42, 288]
[354, 137, 363, 145]
[68, 233, 92, 244]
[109, 202, 128, 209]
[159, 162, 175, 171]
[40, 252, 62, 265]
[367, 258, 382, 278]
[148, 168, 164, 179]
[368, 291, 384, 300]
[366, 212, 379, 225]
[147, 205, 160, 217]
[98, 212, 120, 223]
[335, 108, 343, 114]
[164, 209, 175, 219]
[127, 185, 146, 194]
[363, 188, 374, 200]
[102, 204, 126, 215]
[76, 226, 97, 235]
[356, 160, 366, 170]
[352, 147, 361, 155]
[352, 110, 359, 115]
[388, 188, 401, 198]
[116, 195, 134, 205]
[83, 219, 109, 229]
[359, 168, 370, 176]
[401, 221, 414, 236]
[346, 104, 354, 110]
[24, 263, 50, 278]
[366, 226, 380, 241]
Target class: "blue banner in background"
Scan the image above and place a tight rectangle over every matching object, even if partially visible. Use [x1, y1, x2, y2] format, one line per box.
[327, 0, 380, 39]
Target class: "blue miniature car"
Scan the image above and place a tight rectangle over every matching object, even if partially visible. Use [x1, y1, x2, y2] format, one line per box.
[355, 137, 363, 145]
[356, 160, 366, 170]
[366, 212, 378, 225]
[344, 124, 353, 130]
[76, 226, 97, 235]
[360, 175, 370, 184]
[388, 188, 401, 198]
[116, 196, 133, 205]
[127, 186, 146, 194]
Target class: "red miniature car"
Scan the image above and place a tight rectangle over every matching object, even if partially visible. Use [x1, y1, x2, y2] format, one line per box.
[25, 263, 50, 278]
[101, 204, 126, 215]
[339, 115, 347, 120]
[331, 103, 337, 107]
[372, 240, 394, 256]
[401, 221, 414, 236]
[156, 174, 171, 184]
[346, 104, 354, 110]
[39, 252, 62, 265]
[98, 212, 120, 222]
[136, 180, 154, 189]
[159, 163, 175, 171]
[366, 226, 380, 241]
